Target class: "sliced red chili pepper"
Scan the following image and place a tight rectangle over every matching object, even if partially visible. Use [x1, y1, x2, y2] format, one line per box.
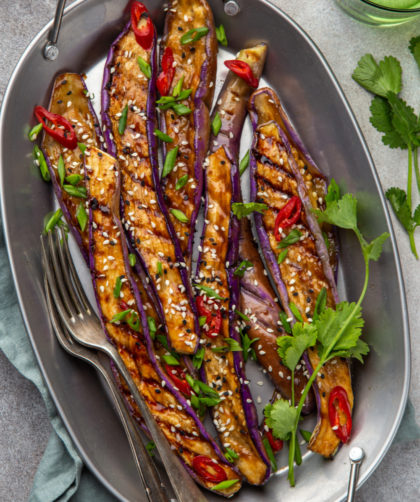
[224, 60, 259, 88]
[120, 300, 130, 311]
[274, 196, 302, 242]
[192, 455, 228, 483]
[328, 386, 352, 444]
[157, 47, 175, 96]
[34, 106, 77, 150]
[130, 1, 154, 50]
[196, 296, 222, 336]
[165, 363, 192, 396]
[266, 426, 283, 453]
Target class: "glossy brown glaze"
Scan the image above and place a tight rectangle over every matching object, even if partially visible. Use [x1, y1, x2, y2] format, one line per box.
[238, 215, 315, 415]
[107, 26, 199, 355]
[250, 89, 338, 274]
[252, 123, 353, 458]
[161, 0, 217, 266]
[86, 147, 241, 496]
[196, 147, 268, 485]
[42, 73, 99, 253]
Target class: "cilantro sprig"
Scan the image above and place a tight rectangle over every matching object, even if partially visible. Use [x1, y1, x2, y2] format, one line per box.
[265, 183, 389, 486]
[352, 47, 420, 258]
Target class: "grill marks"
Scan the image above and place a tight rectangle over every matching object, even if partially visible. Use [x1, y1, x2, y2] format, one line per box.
[197, 148, 268, 485]
[42, 73, 99, 256]
[254, 124, 334, 323]
[106, 27, 198, 355]
[86, 147, 240, 494]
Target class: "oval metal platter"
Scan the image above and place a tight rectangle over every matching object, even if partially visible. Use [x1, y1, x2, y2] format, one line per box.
[0, 0, 410, 501]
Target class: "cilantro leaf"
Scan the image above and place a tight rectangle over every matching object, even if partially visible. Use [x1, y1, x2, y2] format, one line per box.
[386, 92, 420, 147]
[413, 204, 420, 226]
[345, 338, 370, 363]
[264, 400, 297, 440]
[369, 96, 407, 150]
[325, 179, 340, 207]
[315, 302, 364, 354]
[224, 338, 243, 352]
[352, 54, 402, 98]
[409, 36, 420, 72]
[313, 193, 357, 230]
[363, 232, 389, 262]
[385, 187, 414, 232]
[146, 441, 156, 457]
[277, 323, 316, 372]
[232, 202, 268, 219]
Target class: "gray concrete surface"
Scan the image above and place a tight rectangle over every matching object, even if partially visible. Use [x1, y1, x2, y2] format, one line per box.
[1, 0, 420, 500]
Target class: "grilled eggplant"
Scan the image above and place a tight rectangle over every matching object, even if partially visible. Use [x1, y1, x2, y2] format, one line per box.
[85, 146, 242, 496]
[101, 18, 200, 355]
[195, 146, 270, 485]
[160, 0, 218, 267]
[208, 50, 315, 414]
[41, 73, 103, 262]
[249, 119, 353, 458]
[248, 87, 338, 274]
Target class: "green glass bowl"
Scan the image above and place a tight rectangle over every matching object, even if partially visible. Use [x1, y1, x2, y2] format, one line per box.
[335, 0, 420, 26]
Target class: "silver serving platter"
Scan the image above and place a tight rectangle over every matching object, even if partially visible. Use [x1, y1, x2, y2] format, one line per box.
[0, 0, 410, 501]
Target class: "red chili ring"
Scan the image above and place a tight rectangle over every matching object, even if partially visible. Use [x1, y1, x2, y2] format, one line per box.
[192, 455, 228, 483]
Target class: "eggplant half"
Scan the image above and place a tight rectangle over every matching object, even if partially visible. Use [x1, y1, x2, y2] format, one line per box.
[208, 50, 315, 414]
[248, 118, 353, 458]
[160, 0, 218, 267]
[195, 146, 270, 485]
[84, 146, 242, 496]
[41, 73, 103, 262]
[101, 18, 200, 355]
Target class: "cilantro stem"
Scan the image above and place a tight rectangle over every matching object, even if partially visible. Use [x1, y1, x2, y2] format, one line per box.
[408, 145, 413, 212]
[414, 148, 420, 199]
[409, 230, 419, 259]
[288, 434, 296, 486]
[291, 370, 295, 408]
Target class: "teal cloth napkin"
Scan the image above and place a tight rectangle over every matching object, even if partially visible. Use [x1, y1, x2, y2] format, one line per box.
[0, 212, 419, 502]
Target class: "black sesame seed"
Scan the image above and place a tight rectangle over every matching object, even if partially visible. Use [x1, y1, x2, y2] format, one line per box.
[321, 374, 325, 379]
[307, 297, 311, 303]
[61, 80, 67, 85]
[183, 320, 186, 325]
[322, 392, 326, 397]
[222, 377, 226, 383]
[178, 26, 183, 30]
[185, 232, 189, 236]
[223, 391, 229, 396]
[309, 289, 314, 293]
[57, 100, 63, 104]
[94, 123, 99, 127]
[184, 155, 189, 160]
[220, 160, 226, 165]
[141, 180, 145, 186]
[125, 200, 130, 206]
[182, 53, 186, 59]
[217, 385, 222, 391]
[184, 195, 189, 201]
[98, 152, 103, 157]
[190, 47, 195, 52]
[179, 447, 184, 453]
[136, 238, 140, 244]
[171, 114, 175, 120]
[293, 292, 298, 297]
[155, 389, 161, 393]
[164, 269, 167, 274]
[67, 91, 72, 95]
[206, 343, 212, 348]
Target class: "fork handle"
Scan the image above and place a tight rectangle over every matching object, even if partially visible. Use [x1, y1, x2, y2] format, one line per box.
[95, 360, 170, 502]
[104, 344, 208, 502]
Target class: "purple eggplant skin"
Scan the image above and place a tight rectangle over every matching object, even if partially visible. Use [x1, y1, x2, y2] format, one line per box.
[41, 73, 103, 264]
[195, 146, 270, 485]
[249, 122, 353, 458]
[84, 146, 242, 497]
[160, 0, 218, 268]
[101, 19, 200, 355]
[209, 43, 268, 158]
[248, 87, 339, 278]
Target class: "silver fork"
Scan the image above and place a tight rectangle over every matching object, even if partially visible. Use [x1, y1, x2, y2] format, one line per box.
[43, 270, 168, 502]
[41, 227, 208, 502]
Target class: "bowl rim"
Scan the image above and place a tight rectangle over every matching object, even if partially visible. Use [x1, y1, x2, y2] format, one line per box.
[360, 0, 420, 13]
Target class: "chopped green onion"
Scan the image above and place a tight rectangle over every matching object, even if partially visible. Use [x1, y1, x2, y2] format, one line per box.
[300, 429, 313, 442]
[76, 201, 88, 231]
[65, 174, 84, 186]
[289, 302, 303, 323]
[77, 142, 87, 154]
[263, 437, 277, 471]
[137, 56, 151, 79]
[118, 105, 128, 135]
[211, 112, 222, 136]
[44, 208, 63, 234]
[235, 309, 250, 322]
[154, 128, 174, 143]
[157, 261, 163, 276]
[110, 310, 132, 322]
[175, 174, 188, 190]
[172, 103, 192, 115]
[279, 311, 291, 334]
[162, 146, 179, 178]
[193, 284, 226, 300]
[57, 154, 65, 186]
[169, 208, 189, 224]
[180, 27, 209, 45]
[127, 312, 140, 332]
[173, 76, 184, 97]
[176, 89, 192, 100]
[215, 25, 228, 46]
[239, 150, 250, 176]
[147, 317, 157, 339]
[162, 354, 181, 365]
[199, 316, 207, 326]
[322, 230, 330, 251]
[278, 249, 288, 264]
[29, 123, 43, 141]
[33, 145, 51, 182]
[129, 253, 136, 266]
[225, 448, 239, 460]
[277, 229, 302, 249]
[113, 276, 123, 299]
[211, 479, 239, 491]
[146, 441, 156, 457]
[63, 185, 87, 198]
[233, 260, 253, 277]
[192, 347, 205, 369]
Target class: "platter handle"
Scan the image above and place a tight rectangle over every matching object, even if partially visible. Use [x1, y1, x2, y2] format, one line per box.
[44, 0, 67, 61]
